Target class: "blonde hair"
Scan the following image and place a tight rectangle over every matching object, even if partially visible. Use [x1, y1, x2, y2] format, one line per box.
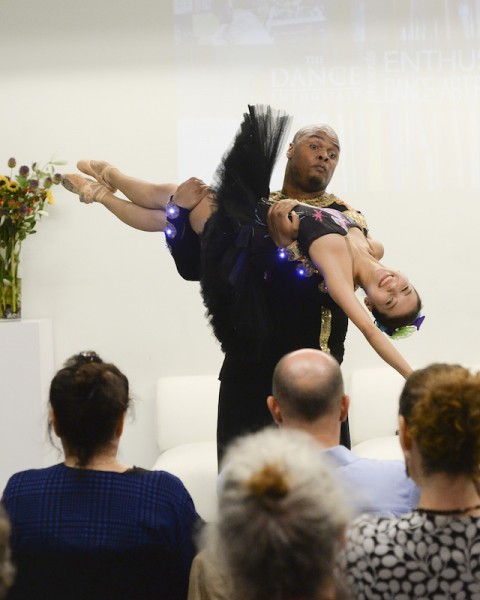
[209, 428, 351, 600]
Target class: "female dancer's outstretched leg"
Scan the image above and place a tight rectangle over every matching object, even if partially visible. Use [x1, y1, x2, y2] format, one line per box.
[62, 163, 214, 235]
[77, 160, 175, 210]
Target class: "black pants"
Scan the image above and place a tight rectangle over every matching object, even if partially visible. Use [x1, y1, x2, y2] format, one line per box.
[217, 379, 351, 464]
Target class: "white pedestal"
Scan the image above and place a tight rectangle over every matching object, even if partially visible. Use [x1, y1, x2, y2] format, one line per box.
[0, 318, 54, 493]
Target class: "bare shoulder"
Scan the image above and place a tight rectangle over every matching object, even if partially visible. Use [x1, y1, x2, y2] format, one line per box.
[367, 236, 384, 260]
[308, 234, 352, 279]
[309, 232, 350, 260]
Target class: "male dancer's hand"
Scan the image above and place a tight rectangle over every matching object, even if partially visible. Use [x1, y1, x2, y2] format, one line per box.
[173, 177, 214, 210]
[267, 199, 300, 248]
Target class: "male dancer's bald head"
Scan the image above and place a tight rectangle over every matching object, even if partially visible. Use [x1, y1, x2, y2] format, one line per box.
[292, 124, 340, 151]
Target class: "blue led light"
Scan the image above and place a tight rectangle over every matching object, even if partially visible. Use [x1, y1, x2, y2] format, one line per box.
[165, 223, 177, 239]
[277, 248, 287, 260]
[166, 201, 180, 219]
[296, 264, 306, 277]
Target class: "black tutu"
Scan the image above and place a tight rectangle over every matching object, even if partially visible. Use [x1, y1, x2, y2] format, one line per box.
[200, 105, 292, 360]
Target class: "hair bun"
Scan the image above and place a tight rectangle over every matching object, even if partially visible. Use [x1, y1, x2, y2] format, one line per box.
[246, 464, 289, 500]
[73, 365, 103, 399]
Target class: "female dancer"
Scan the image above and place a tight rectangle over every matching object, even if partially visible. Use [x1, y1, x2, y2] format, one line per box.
[62, 106, 422, 379]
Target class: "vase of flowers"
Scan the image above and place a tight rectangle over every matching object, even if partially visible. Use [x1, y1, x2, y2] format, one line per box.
[0, 158, 63, 319]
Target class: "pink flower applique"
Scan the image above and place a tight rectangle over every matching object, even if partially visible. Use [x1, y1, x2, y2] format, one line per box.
[322, 208, 349, 231]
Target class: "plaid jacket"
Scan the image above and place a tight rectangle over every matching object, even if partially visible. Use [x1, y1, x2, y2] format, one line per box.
[2, 464, 201, 599]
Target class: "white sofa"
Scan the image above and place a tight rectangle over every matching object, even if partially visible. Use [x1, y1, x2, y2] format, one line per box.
[151, 367, 407, 523]
[151, 375, 220, 522]
[348, 367, 405, 461]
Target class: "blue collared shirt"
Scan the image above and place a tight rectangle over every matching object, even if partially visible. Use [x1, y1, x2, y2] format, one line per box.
[324, 445, 419, 517]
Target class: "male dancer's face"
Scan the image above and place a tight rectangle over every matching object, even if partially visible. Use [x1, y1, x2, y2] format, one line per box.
[285, 126, 340, 196]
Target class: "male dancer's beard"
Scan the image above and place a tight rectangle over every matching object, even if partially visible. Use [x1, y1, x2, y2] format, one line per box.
[290, 165, 328, 195]
[306, 175, 327, 193]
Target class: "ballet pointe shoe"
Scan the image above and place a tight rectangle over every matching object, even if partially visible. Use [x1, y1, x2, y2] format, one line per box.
[62, 174, 109, 204]
[76, 160, 117, 193]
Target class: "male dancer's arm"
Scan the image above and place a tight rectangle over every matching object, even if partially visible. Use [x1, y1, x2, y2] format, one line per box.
[166, 178, 212, 281]
[166, 209, 201, 281]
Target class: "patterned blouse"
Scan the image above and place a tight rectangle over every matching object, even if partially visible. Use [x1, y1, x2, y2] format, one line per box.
[343, 511, 480, 599]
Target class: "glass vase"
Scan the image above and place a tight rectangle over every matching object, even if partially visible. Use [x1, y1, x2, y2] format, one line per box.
[0, 236, 21, 320]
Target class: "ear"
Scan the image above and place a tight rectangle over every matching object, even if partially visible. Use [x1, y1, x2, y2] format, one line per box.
[286, 142, 294, 159]
[398, 415, 412, 454]
[339, 395, 350, 422]
[115, 413, 126, 438]
[50, 409, 61, 437]
[364, 296, 372, 312]
[267, 396, 283, 425]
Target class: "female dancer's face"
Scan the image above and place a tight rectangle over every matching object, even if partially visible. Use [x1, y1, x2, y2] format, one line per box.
[364, 269, 418, 319]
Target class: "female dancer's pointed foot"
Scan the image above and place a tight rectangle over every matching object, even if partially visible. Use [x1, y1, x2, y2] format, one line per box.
[62, 174, 109, 204]
[76, 160, 117, 192]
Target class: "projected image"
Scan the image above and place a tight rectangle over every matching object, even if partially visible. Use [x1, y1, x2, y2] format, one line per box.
[174, 0, 480, 194]
[174, 0, 326, 45]
[174, 0, 480, 46]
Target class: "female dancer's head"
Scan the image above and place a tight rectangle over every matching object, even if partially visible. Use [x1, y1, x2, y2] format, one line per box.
[49, 351, 131, 468]
[363, 268, 422, 337]
[399, 363, 480, 482]
[209, 428, 351, 600]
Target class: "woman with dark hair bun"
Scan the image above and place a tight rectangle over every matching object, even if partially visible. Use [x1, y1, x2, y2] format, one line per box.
[48, 350, 131, 469]
[344, 363, 480, 599]
[2, 351, 201, 600]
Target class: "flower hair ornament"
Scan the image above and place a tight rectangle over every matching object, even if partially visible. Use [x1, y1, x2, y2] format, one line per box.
[375, 314, 425, 340]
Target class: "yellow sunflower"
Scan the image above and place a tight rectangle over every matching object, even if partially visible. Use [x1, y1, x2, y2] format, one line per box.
[46, 190, 55, 204]
[7, 181, 19, 192]
[0, 176, 9, 187]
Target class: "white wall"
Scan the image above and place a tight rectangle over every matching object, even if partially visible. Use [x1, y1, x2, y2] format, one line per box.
[2, 0, 480, 470]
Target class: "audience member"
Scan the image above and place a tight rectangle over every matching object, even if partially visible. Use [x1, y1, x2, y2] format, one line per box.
[191, 428, 351, 600]
[188, 348, 418, 600]
[2, 351, 201, 600]
[268, 348, 419, 516]
[344, 363, 480, 599]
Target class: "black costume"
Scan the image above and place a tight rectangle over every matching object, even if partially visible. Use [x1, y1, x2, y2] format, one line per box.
[167, 106, 367, 461]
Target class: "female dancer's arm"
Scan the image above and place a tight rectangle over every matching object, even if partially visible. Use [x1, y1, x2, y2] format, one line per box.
[310, 237, 413, 378]
[334, 284, 412, 378]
